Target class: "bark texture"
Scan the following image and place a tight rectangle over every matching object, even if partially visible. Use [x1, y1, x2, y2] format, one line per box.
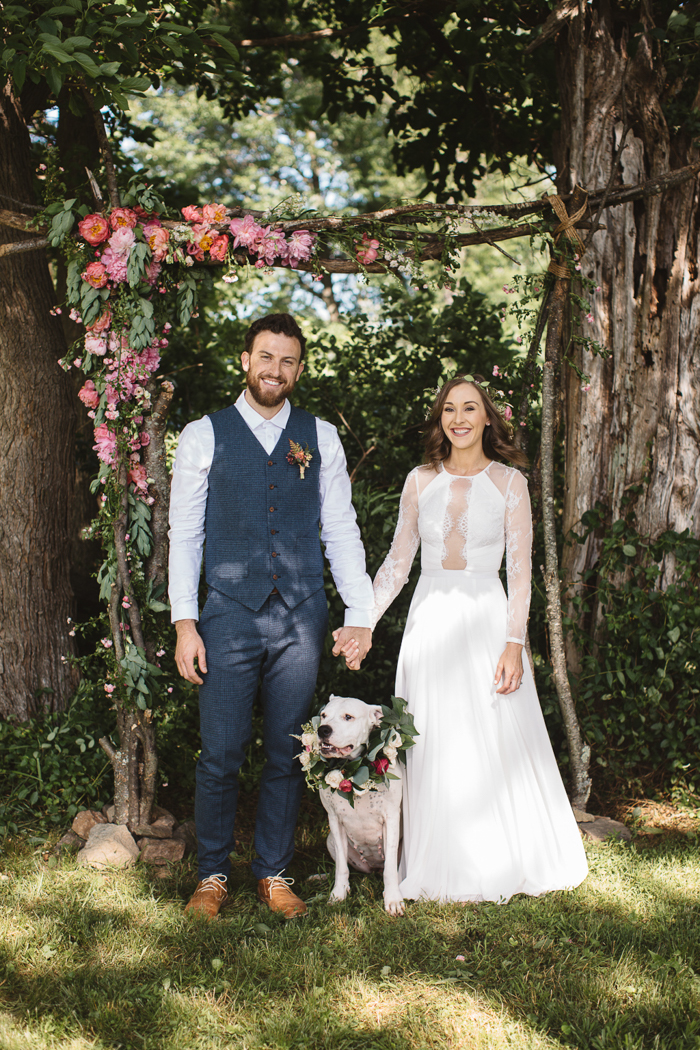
[0, 79, 77, 720]
[555, 9, 700, 585]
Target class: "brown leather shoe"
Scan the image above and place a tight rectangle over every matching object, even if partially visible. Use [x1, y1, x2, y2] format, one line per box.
[184, 875, 229, 919]
[257, 874, 307, 918]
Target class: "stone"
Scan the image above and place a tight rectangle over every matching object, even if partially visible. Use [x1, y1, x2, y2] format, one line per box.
[173, 820, 197, 853]
[102, 804, 115, 823]
[72, 809, 108, 839]
[573, 808, 595, 823]
[579, 816, 632, 843]
[151, 805, 178, 829]
[77, 824, 139, 869]
[130, 823, 172, 839]
[54, 830, 84, 854]
[137, 837, 186, 865]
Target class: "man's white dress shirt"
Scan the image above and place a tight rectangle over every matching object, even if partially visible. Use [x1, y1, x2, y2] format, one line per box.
[168, 392, 373, 627]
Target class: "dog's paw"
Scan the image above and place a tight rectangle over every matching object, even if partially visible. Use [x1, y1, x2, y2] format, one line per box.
[384, 897, 405, 917]
[329, 883, 350, 904]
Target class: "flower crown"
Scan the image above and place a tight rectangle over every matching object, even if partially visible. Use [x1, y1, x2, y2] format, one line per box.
[424, 369, 514, 425]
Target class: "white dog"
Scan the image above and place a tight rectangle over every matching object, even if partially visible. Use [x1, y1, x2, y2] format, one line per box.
[317, 695, 404, 916]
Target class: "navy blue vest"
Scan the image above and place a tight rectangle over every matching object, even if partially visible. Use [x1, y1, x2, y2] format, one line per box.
[204, 403, 324, 611]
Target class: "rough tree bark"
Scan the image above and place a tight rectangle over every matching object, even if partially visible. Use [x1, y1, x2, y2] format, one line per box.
[554, 7, 700, 588]
[0, 78, 77, 720]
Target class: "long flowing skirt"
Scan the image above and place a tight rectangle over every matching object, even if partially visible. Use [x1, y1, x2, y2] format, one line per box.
[396, 572, 588, 902]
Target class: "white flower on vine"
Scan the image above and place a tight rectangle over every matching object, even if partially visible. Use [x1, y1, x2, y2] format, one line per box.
[325, 770, 344, 789]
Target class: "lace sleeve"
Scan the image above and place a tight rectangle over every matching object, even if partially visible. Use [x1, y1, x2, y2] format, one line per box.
[371, 470, 420, 630]
[504, 470, 532, 645]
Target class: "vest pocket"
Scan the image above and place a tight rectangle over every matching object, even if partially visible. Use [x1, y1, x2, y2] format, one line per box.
[295, 524, 324, 576]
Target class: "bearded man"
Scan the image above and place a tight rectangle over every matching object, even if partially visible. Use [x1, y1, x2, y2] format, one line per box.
[169, 313, 372, 919]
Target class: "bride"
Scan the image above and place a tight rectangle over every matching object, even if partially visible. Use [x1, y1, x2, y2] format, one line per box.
[362, 375, 587, 903]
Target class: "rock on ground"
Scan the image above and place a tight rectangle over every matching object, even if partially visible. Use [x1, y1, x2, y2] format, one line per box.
[578, 815, 632, 842]
[173, 820, 197, 854]
[72, 809, 108, 839]
[77, 824, 140, 869]
[136, 837, 186, 864]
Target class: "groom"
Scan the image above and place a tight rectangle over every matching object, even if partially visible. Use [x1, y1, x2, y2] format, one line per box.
[169, 313, 373, 919]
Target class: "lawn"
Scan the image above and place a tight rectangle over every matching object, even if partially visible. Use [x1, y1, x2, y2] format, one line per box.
[0, 803, 698, 1050]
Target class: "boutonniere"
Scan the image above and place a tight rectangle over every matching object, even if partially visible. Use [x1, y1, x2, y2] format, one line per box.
[286, 438, 314, 479]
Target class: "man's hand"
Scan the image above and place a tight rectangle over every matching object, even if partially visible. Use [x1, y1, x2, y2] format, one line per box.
[494, 642, 524, 695]
[332, 626, 372, 671]
[175, 619, 208, 685]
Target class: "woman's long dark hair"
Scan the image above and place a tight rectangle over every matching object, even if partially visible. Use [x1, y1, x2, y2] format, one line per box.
[423, 375, 529, 470]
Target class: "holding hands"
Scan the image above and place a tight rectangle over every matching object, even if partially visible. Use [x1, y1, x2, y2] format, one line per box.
[332, 626, 372, 671]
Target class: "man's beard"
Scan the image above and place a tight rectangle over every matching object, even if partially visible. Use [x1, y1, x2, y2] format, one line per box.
[246, 370, 294, 408]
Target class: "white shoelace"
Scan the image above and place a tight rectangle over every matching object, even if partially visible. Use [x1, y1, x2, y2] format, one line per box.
[200, 874, 227, 893]
[265, 872, 295, 891]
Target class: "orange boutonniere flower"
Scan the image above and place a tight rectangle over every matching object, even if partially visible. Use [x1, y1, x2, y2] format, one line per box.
[287, 439, 314, 479]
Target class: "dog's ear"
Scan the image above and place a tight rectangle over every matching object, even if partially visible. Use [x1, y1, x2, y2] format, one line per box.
[370, 705, 384, 726]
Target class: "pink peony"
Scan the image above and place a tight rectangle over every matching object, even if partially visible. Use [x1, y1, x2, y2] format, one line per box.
[108, 227, 136, 252]
[78, 380, 99, 410]
[83, 261, 108, 288]
[287, 229, 315, 266]
[229, 214, 264, 251]
[181, 205, 203, 222]
[257, 227, 288, 266]
[143, 223, 170, 261]
[209, 233, 229, 261]
[140, 432, 150, 447]
[78, 213, 110, 246]
[101, 227, 135, 283]
[339, 779, 353, 793]
[504, 405, 513, 421]
[109, 207, 138, 230]
[187, 223, 214, 261]
[104, 683, 115, 694]
[145, 259, 162, 285]
[86, 306, 111, 334]
[202, 203, 227, 223]
[356, 233, 379, 266]
[85, 334, 107, 357]
[492, 365, 500, 377]
[371, 757, 390, 775]
[93, 423, 117, 465]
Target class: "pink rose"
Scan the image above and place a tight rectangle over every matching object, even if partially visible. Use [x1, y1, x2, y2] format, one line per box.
[85, 335, 107, 357]
[104, 683, 115, 694]
[127, 460, 149, 494]
[356, 233, 379, 266]
[371, 757, 390, 775]
[83, 261, 108, 288]
[78, 214, 110, 246]
[257, 227, 287, 266]
[202, 203, 227, 223]
[209, 233, 229, 261]
[86, 306, 111, 334]
[143, 223, 170, 261]
[109, 207, 138, 230]
[78, 380, 99, 410]
[339, 779, 353, 793]
[181, 205, 203, 222]
[229, 214, 264, 251]
[93, 423, 117, 465]
[504, 405, 513, 421]
[140, 432, 150, 447]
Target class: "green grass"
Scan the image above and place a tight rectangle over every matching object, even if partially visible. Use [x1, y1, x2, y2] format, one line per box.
[0, 808, 699, 1050]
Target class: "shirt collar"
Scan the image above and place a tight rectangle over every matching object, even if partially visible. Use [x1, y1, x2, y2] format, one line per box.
[235, 390, 291, 430]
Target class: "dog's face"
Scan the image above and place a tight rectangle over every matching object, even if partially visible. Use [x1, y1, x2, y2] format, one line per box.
[316, 695, 383, 760]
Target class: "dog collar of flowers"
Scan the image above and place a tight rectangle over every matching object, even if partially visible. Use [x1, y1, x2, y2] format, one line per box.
[294, 695, 418, 808]
[287, 438, 314, 479]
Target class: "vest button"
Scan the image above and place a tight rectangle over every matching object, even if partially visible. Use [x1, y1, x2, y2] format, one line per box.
[271, 552, 277, 558]
[272, 574, 279, 580]
[270, 529, 277, 535]
[269, 506, 275, 513]
[269, 484, 275, 490]
[267, 460, 273, 466]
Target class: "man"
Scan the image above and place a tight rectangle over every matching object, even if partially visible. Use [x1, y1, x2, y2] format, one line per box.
[169, 313, 372, 919]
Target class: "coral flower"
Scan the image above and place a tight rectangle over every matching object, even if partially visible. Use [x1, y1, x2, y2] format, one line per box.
[86, 306, 111, 334]
[181, 205, 203, 222]
[78, 213, 110, 246]
[109, 207, 138, 230]
[78, 380, 100, 410]
[202, 202, 227, 223]
[356, 233, 380, 265]
[83, 261, 108, 288]
[209, 233, 229, 261]
[143, 223, 170, 261]
[93, 423, 117, 465]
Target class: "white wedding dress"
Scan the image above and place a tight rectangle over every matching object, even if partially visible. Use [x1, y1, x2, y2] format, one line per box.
[372, 461, 588, 903]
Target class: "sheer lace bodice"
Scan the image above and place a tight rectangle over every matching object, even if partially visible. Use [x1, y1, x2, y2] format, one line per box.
[371, 461, 532, 644]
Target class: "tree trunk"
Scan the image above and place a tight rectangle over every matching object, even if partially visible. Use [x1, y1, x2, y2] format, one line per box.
[0, 79, 77, 720]
[555, 8, 700, 588]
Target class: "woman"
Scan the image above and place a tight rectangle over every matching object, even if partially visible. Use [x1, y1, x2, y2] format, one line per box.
[361, 375, 587, 903]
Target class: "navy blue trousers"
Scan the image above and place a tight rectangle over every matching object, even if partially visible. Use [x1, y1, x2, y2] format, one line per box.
[196, 586, 328, 881]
